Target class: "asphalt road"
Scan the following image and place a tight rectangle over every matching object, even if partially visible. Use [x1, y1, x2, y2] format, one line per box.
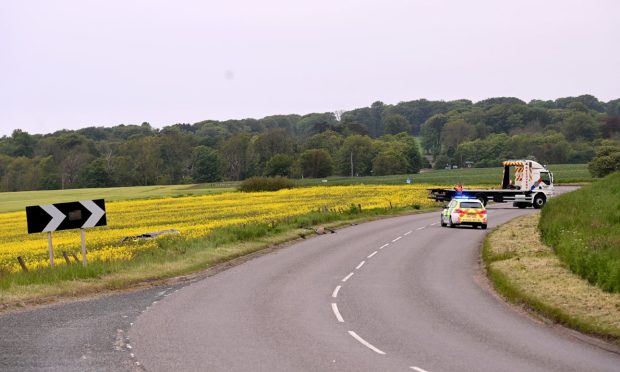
[1, 186, 618, 371]
[128, 189, 619, 372]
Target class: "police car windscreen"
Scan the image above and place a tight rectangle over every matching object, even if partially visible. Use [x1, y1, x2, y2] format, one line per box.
[461, 202, 482, 208]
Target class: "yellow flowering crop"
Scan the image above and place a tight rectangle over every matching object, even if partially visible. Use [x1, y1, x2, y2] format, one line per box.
[0, 185, 437, 273]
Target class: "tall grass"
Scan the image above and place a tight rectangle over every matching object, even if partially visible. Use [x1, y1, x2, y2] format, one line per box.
[539, 172, 620, 292]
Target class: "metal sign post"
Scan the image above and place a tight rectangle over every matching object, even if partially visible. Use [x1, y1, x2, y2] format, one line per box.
[80, 228, 87, 267]
[47, 231, 54, 267]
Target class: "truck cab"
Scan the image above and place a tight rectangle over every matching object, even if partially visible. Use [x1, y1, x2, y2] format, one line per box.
[501, 160, 554, 208]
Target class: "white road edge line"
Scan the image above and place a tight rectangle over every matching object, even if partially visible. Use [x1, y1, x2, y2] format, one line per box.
[348, 331, 386, 355]
[342, 272, 354, 282]
[355, 261, 366, 270]
[332, 303, 344, 322]
[367, 251, 378, 258]
[392, 236, 402, 242]
[416, 226, 425, 230]
[380, 243, 389, 249]
[404, 230, 412, 236]
[332, 285, 341, 298]
[410, 367, 429, 372]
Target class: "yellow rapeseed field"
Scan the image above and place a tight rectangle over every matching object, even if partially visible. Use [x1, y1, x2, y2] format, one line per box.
[0, 185, 436, 273]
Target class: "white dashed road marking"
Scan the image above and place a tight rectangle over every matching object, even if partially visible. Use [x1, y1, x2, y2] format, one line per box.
[342, 272, 354, 282]
[348, 331, 386, 355]
[392, 236, 402, 242]
[404, 230, 412, 236]
[332, 303, 344, 322]
[416, 226, 425, 230]
[355, 261, 365, 270]
[332, 285, 341, 298]
[380, 243, 389, 249]
[367, 251, 378, 258]
[430, 222, 438, 226]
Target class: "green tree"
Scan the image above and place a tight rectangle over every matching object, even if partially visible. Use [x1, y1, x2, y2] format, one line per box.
[305, 130, 344, 157]
[264, 154, 294, 177]
[372, 149, 409, 175]
[9, 129, 35, 157]
[561, 112, 599, 141]
[421, 114, 448, 155]
[440, 119, 473, 150]
[78, 158, 113, 188]
[252, 128, 295, 174]
[299, 149, 333, 178]
[159, 130, 194, 184]
[220, 132, 254, 180]
[336, 135, 375, 176]
[384, 114, 411, 135]
[191, 146, 223, 182]
[588, 145, 620, 177]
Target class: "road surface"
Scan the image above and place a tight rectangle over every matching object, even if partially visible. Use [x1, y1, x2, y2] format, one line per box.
[129, 194, 619, 371]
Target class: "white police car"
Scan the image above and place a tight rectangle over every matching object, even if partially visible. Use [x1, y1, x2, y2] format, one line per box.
[441, 198, 487, 229]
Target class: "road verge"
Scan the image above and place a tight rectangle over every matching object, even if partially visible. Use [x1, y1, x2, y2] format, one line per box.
[483, 213, 620, 346]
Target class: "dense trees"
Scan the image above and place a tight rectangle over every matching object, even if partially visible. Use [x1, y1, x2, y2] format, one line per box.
[418, 95, 619, 169]
[0, 95, 617, 191]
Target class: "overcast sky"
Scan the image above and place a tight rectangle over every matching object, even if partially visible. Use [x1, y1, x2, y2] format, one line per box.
[1, 0, 618, 137]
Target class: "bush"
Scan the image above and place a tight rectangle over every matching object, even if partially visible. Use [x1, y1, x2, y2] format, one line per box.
[238, 176, 295, 192]
[588, 145, 620, 177]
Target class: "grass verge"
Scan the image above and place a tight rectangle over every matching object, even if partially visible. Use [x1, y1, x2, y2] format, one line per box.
[539, 172, 620, 293]
[0, 204, 431, 312]
[483, 213, 620, 346]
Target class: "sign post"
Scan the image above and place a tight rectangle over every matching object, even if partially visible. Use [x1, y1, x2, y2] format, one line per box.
[81, 229, 87, 266]
[47, 231, 54, 267]
[26, 199, 106, 268]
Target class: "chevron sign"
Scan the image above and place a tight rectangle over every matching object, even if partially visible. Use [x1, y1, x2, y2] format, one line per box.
[26, 199, 107, 234]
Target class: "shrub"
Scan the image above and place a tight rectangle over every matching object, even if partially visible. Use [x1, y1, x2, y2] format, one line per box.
[238, 176, 295, 192]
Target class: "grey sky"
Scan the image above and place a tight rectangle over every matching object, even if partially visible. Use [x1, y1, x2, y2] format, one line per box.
[1, 0, 618, 137]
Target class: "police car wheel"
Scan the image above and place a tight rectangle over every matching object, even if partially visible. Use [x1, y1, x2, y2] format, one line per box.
[448, 217, 455, 228]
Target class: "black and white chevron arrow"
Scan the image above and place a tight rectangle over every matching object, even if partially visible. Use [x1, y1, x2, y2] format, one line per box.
[26, 199, 107, 234]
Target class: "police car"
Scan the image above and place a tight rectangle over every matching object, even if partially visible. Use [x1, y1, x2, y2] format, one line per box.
[440, 197, 487, 229]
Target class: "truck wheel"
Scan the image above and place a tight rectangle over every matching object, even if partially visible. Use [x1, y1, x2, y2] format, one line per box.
[515, 202, 528, 209]
[481, 224, 487, 230]
[476, 194, 488, 206]
[533, 194, 546, 209]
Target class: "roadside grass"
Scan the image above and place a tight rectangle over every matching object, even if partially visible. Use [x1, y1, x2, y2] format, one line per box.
[539, 172, 620, 293]
[483, 214, 620, 345]
[0, 204, 430, 309]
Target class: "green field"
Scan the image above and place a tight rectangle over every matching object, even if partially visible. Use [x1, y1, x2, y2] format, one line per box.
[0, 164, 590, 213]
[296, 163, 591, 187]
[0, 184, 234, 213]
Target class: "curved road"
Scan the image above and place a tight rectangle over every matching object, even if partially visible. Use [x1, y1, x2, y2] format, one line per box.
[129, 195, 620, 371]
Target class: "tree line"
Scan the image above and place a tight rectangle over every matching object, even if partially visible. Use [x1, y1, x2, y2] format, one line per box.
[0, 94, 618, 192]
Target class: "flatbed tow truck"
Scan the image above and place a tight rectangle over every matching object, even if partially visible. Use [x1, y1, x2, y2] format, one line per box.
[428, 160, 554, 209]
